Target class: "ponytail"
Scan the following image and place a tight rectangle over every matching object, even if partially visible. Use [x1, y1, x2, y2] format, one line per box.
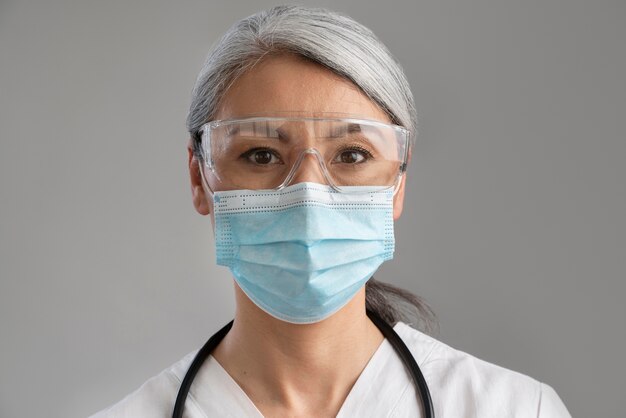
[366, 278, 438, 334]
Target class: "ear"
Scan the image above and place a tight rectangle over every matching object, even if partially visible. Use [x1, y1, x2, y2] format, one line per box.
[188, 140, 211, 215]
[393, 175, 406, 220]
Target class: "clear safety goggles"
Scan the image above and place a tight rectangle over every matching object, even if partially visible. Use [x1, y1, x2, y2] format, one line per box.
[198, 116, 411, 194]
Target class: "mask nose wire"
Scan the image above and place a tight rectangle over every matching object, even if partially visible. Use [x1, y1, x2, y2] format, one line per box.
[278, 148, 340, 191]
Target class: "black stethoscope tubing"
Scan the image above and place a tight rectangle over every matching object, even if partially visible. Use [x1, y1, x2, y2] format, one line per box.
[173, 310, 434, 418]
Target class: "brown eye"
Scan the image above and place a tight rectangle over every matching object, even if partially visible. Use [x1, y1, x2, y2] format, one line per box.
[254, 150, 273, 164]
[334, 146, 373, 164]
[241, 148, 282, 165]
[340, 150, 364, 164]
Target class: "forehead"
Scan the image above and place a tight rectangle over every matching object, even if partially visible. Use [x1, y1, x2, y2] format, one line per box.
[215, 54, 391, 123]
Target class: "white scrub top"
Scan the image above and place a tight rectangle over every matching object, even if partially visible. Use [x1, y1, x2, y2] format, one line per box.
[91, 322, 571, 417]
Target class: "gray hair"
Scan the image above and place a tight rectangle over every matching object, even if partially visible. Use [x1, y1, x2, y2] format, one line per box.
[187, 5, 436, 333]
[187, 5, 416, 137]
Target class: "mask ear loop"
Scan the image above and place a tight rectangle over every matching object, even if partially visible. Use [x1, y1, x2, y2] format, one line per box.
[392, 172, 405, 196]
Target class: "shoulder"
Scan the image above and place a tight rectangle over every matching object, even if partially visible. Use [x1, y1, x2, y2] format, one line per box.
[89, 352, 202, 418]
[392, 322, 571, 417]
[393, 322, 540, 393]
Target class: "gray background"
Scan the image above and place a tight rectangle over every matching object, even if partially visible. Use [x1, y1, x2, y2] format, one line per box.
[1, 0, 624, 417]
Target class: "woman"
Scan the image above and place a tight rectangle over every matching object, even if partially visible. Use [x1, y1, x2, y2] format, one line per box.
[93, 6, 571, 417]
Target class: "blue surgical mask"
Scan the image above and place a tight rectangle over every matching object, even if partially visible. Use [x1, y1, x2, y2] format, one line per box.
[213, 182, 395, 324]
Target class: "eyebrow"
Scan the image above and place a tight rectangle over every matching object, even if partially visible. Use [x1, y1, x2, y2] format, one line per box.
[347, 123, 362, 133]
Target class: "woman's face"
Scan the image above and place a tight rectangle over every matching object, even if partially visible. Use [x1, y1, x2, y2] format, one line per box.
[188, 53, 406, 222]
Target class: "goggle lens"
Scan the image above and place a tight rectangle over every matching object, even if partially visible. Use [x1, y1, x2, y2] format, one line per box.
[201, 117, 410, 192]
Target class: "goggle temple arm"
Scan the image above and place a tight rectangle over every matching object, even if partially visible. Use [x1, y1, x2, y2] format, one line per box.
[197, 125, 216, 198]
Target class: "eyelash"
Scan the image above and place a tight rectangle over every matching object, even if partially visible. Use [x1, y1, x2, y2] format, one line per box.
[333, 145, 374, 163]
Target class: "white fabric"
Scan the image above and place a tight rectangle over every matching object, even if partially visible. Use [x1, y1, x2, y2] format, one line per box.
[91, 322, 571, 417]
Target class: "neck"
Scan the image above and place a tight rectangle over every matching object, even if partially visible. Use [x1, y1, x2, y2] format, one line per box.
[212, 283, 384, 416]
